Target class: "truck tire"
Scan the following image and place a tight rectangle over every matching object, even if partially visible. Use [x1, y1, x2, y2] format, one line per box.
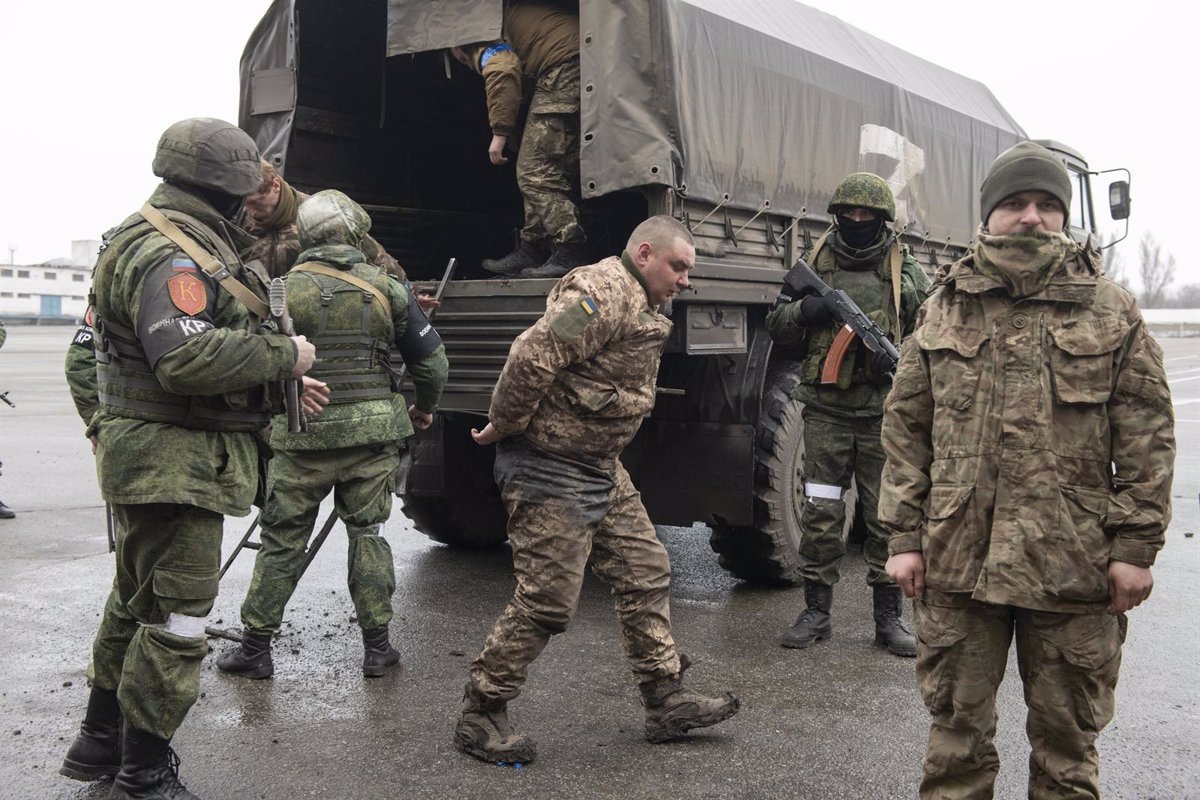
[399, 418, 509, 548]
[708, 364, 808, 585]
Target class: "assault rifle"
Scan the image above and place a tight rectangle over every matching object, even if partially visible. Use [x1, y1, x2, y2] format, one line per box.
[781, 258, 900, 384]
[269, 277, 306, 433]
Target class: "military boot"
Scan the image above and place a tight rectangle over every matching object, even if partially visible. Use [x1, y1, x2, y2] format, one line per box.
[0, 499, 14, 519]
[518, 241, 589, 279]
[639, 675, 740, 743]
[109, 724, 199, 800]
[873, 584, 917, 658]
[362, 626, 401, 677]
[454, 682, 537, 765]
[482, 240, 550, 277]
[780, 581, 833, 649]
[60, 685, 121, 781]
[215, 630, 273, 679]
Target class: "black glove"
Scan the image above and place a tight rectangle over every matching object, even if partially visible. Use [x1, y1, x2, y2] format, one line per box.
[869, 347, 896, 378]
[797, 294, 835, 325]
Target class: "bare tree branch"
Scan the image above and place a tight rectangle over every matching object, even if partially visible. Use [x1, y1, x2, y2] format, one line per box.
[1138, 231, 1177, 307]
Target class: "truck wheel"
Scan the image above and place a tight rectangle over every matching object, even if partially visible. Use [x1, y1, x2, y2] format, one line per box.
[709, 364, 808, 585]
[399, 419, 509, 548]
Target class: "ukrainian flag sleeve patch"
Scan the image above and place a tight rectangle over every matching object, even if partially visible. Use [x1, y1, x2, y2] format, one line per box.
[550, 295, 600, 341]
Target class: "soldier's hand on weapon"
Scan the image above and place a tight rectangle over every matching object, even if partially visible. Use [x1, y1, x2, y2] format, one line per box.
[488, 134, 509, 166]
[299, 376, 330, 415]
[470, 421, 503, 446]
[870, 347, 897, 377]
[409, 404, 434, 431]
[886, 551, 925, 599]
[416, 292, 441, 312]
[290, 335, 317, 377]
[797, 294, 835, 324]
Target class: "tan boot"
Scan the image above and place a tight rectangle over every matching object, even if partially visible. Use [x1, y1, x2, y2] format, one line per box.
[454, 683, 537, 765]
[640, 675, 740, 743]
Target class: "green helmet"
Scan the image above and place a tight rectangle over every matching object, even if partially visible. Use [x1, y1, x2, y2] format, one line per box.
[297, 190, 372, 249]
[151, 118, 262, 196]
[827, 172, 896, 222]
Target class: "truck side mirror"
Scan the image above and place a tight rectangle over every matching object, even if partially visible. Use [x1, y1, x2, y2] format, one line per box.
[1109, 181, 1131, 221]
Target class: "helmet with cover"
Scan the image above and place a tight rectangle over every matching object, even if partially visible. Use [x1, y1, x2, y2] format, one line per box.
[297, 190, 372, 249]
[827, 173, 896, 222]
[151, 118, 262, 196]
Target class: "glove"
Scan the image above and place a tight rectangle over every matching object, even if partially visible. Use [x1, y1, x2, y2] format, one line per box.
[869, 347, 896, 378]
[797, 294, 835, 325]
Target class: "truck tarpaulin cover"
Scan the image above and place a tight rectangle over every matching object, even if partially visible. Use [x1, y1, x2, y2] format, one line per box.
[578, 0, 1025, 246]
[246, 0, 1026, 247]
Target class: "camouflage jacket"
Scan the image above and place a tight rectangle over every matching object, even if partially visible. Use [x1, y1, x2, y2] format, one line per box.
[490, 253, 670, 466]
[270, 244, 448, 452]
[878, 248, 1175, 613]
[240, 183, 405, 281]
[465, 0, 580, 136]
[766, 234, 930, 417]
[80, 183, 297, 516]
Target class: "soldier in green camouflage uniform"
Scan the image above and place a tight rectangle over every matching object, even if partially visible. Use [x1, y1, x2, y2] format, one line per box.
[767, 172, 930, 657]
[456, 216, 738, 765]
[453, 0, 587, 279]
[59, 118, 326, 800]
[239, 161, 407, 281]
[217, 190, 448, 680]
[880, 141, 1175, 799]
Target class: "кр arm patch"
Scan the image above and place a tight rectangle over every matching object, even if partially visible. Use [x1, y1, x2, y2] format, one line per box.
[549, 296, 599, 341]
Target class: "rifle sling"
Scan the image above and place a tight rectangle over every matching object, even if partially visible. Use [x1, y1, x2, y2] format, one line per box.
[291, 262, 392, 316]
[139, 203, 270, 320]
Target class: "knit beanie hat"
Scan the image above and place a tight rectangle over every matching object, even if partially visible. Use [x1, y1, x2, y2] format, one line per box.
[980, 141, 1072, 226]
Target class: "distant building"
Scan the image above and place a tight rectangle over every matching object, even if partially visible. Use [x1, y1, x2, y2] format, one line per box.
[0, 240, 99, 321]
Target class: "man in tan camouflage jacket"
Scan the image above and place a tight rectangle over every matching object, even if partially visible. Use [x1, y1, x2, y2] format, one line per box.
[880, 141, 1175, 799]
[455, 215, 739, 765]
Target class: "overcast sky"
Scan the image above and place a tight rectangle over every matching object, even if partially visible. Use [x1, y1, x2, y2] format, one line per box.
[2, 0, 1196, 291]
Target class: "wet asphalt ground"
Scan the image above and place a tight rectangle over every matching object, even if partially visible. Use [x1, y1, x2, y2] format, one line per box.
[0, 325, 1196, 800]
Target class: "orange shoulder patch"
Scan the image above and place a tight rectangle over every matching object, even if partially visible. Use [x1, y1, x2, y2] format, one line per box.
[167, 272, 206, 316]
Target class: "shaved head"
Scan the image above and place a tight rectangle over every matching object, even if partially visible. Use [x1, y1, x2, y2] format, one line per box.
[626, 215, 693, 255]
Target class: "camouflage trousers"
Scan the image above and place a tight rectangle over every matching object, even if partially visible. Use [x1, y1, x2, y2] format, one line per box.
[89, 503, 222, 740]
[915, 591, 1125, 799]
[470, 438, 680, 701]
[517, 58, 585, 247]
[240, 445, 398, 635]
[799, 408, 892, 586]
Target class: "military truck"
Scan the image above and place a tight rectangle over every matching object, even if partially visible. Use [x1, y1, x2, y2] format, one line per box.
[239, 0, 1130, 583]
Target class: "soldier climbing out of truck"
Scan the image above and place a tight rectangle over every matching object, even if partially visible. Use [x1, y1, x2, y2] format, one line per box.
[451, 0, 588, 280]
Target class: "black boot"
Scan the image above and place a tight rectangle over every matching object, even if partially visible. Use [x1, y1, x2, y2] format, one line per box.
[482, 240, 550, 277]
[215, 631, 273, 679]
[60, 686, 122, 781]
[0, 499, 14, 519]
[110, 724, 199, 800]
[519, 241, 589, 278]
[780, 581, 833, 649]
[873, 585, 917, 657]
[362, 626, 401, 678]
